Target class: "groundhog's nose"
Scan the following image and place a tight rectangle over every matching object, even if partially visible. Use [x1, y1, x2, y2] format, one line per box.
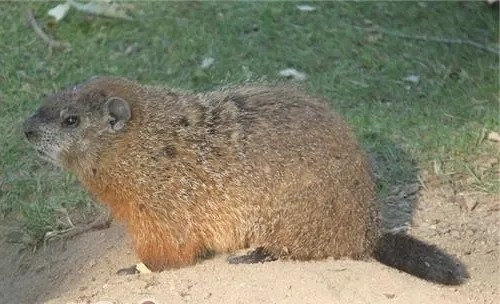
[24, 130, 37, 140]
[23, 118, 39, 141]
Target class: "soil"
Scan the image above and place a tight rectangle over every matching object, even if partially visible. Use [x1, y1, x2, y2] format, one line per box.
[0, 171, 498, 304]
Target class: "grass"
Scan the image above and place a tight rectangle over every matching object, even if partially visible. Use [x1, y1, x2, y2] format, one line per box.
[0, 1, 498, 246]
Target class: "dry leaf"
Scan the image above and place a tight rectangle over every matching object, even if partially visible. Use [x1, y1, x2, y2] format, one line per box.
[296, 5, 315, 12]
[366, 33, 382, 43]
[201, 57, 214, 69]
[279, 68, 307, 81]
[404, 74, 420, 84]
[487, 131, 500, 142]
[136, 262, 152, 274]
[68, 0, 134, 20]
[48, 3, 71, 22]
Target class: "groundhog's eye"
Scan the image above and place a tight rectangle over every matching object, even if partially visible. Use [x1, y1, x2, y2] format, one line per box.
[62, 115, 79, 128]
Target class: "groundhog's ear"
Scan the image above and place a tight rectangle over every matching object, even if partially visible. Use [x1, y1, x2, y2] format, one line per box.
[104, 97, 131, 132]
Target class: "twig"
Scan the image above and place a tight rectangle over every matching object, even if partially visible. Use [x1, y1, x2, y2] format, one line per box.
[56, 216, 111, 239]
[353, 25, 499, 55]
[24, 8, 70, 50]
[44, 209, 112, 244]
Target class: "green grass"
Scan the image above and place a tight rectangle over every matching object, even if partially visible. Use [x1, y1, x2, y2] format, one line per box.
[0, 1, 498, 246]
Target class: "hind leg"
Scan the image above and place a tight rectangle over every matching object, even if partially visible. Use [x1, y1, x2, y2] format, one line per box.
[246, 209, 374, 262]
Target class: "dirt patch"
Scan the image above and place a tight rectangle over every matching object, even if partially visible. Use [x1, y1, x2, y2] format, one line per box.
[0, 173, 498, 304]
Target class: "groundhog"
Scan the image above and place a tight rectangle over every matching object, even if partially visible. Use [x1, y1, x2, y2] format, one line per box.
[23, 76, 468, 285]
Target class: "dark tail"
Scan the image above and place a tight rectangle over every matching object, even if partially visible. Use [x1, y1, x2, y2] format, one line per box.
[373, 232, 469, 285]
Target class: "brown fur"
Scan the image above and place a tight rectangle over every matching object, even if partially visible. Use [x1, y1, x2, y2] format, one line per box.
[23, 76, 467, 284]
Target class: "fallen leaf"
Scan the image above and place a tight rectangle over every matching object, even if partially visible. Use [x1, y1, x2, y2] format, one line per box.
[193, 69, 208, 80]
[487, 131, 500, 142]
[279, 68, 307, 81]
[296, 5, 315, 12]
[20, 83, 33, 93]
[366, 33, 382, 43]
[136, 262, 152, 274]
[201, 57, 214, 69]
[48, 3, 71, 22]
[125, 43, 140, 55]
[68, 0, 134, 20]
[404, 74, 420, 84]
[347, 80, 369, 88]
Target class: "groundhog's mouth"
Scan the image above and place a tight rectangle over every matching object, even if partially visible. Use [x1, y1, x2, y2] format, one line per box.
[36, 149, 52, 161]
[34, 148, 61, 167]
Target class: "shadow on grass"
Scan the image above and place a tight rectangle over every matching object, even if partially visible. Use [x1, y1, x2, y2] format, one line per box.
[361, 132, 420, 231]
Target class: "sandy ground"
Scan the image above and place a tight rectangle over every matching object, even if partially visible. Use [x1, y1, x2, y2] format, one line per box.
[0, 177, 498, 304]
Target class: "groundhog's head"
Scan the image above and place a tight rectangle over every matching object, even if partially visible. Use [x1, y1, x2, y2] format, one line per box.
[23, 77, 132, 170]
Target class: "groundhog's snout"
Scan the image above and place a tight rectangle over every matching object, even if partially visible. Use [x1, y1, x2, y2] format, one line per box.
[23, 116, 39, 142]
